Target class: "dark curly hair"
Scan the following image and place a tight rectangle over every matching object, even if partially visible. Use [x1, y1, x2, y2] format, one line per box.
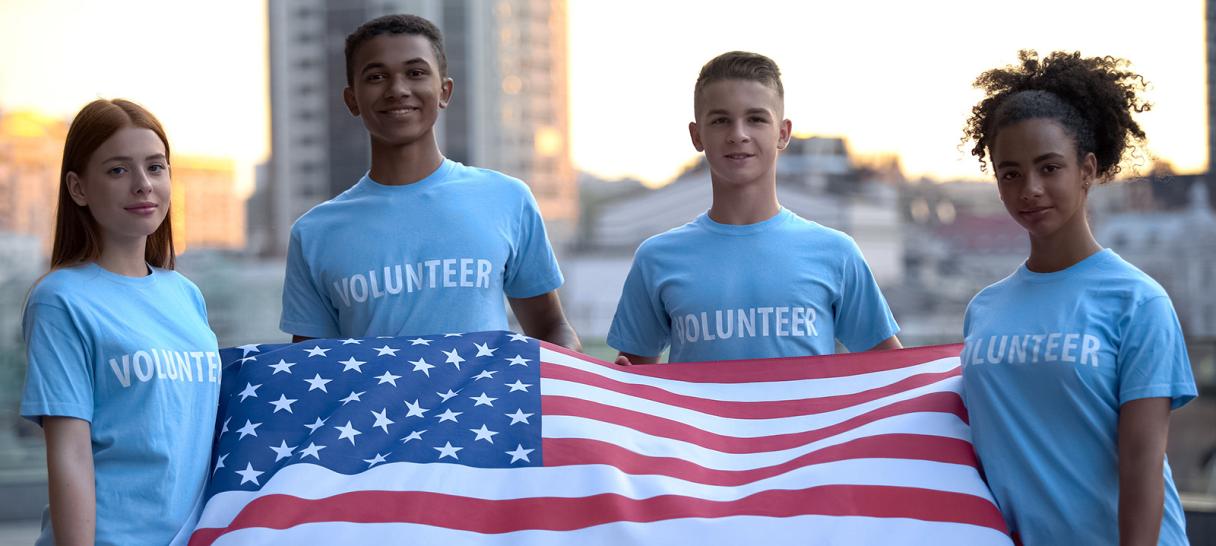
[962, 50, 1150, 181]
[345, 14, 446, 86]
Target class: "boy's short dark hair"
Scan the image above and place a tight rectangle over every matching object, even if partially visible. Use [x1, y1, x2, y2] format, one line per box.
[344, 14, 447, 86]
[694, 51, 784, 103]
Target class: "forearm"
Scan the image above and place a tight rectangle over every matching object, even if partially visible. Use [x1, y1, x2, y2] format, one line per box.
[1117, 398, 1170, 546]
[509, 292, 582, 351]
[526, 320, 582, 351]
[44, 417, 95, 546]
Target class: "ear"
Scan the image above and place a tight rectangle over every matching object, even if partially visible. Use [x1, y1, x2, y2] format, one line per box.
[688, 121, 704, 152]
[777, 118, 792, 150]
[66, 172, 88, 206]
[1080, 151, 1097, 191]
[438, 77, 454, 109]
[343, 86, 360, 117]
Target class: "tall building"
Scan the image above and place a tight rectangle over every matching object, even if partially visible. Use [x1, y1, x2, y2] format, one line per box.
[1209, 0, 1215, 171]
[261, 0, 576, 256]
[172, 156, 247, 252]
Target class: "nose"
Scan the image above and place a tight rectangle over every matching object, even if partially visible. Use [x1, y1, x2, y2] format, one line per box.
[132, 167, 154, 196]
[726, 120, 750, 144]
[1020, 172, 1045, 202]
[387, 74, 412, 100]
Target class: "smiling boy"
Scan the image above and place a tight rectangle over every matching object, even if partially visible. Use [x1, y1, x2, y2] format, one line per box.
[608, 51, 900, 364]
[280, 14, 579, 348]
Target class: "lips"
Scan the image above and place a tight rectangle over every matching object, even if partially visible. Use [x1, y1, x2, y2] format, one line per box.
[1018, 206, 1052, 222]
[379, 106, 420, 118]
[125, 202, 158, 216]
[724, 153, 754, 160]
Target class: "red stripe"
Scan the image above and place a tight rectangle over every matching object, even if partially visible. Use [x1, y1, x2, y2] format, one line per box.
[541, 341, 964, 383]
[189, 484, 1007, 545]
[542, 361, 961, 419]
[543, 434, 979, 486]
[542, 391, 967, 453]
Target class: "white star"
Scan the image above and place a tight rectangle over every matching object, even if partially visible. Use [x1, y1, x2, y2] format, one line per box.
[340, 338, 362, 345]
[401, 429, 426, 443]
[375, 370, 402, 386]
[340, 391, 366, 405]
[506, 444, 534, 463]
[436, 408, 462, 423]
[371, 408, 395, 433]
[334, 421, 362, 445]
[506, 409, 533, 425]
[434, 441, 463, 460]
[299, 442, 325, 460]
[474, 342, 497, 357]
[506, 355, 531, 367]
[213, 453, 228, 475]
[409, 337, 432, 346]
[508, 333, 530, 342]
[363, 452, 388, 468]
[269, 359, 296, 375]
[403, 399, 428, 418]
[436, 389, 458, 402]
[221, 417, 231, 435]
[443, 333, 463, 337]
[236, 420, 261, 439]
[269, 394, 297, 413]
[235, 462, 264, 485]
[505, 380, 532, 393]
[339, 356, 366, 373]
[304, 373, 332, 392]
[409, 357, 435, 377]
[469, 392, 497, 407]
[442, 348, 465, 369]
[304, 417, 327, 434]
[305, 345, 330, 358]
[237, 355, 257, 364]
[269, 440, 296, 462]
[472, 370, 497, 381]
[237, 383, 261, 402]
[374, 345, 399, 357]
[237, 343, 261, 356]
[470, 424, 499, 443]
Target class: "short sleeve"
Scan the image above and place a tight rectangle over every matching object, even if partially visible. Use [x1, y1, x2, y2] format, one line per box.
[503, 189, 564, 299]
[606, 252, 670, 358]
[279, 227, 341, 338]
[21, 302, 95, 424]
[1117, 295, 1197, 409]
[833, 238, 900, 352]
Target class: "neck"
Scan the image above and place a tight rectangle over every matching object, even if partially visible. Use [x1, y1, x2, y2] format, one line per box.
[367, 133, 445, 185]
[707, 174, 781, 225]
[96, 235, 151, 277]
[1025, 212, 1102, 273]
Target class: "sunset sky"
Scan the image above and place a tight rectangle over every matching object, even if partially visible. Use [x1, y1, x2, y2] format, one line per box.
[0, 0, 1206, 188]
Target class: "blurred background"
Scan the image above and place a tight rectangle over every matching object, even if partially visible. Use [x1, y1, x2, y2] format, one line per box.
[1, 0, 1214, 542]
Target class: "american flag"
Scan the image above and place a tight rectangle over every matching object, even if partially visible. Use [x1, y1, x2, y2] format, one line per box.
[189, 331, 1012, 545]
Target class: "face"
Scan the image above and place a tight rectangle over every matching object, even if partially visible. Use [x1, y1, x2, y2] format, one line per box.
[343, 33, 453, 148]
[990, 118, 1097, 241]
[67, 127, 171, 246]
[689, 79, 791, 187]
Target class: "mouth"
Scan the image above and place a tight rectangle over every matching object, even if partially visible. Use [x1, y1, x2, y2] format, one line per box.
[125, 203, 159, 216]
[724, 153, 755, 161]
[380, 106, 421, 118]
[1018, 206, 1052, 221]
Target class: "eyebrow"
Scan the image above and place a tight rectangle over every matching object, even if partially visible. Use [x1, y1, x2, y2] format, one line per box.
[361, 58, 430, 74]
[995, 152, 1065, 169]
[102, 154, 167, 163]
[705, 108, 772, 117]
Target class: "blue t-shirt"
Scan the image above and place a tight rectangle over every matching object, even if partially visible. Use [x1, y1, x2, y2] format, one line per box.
[281, 159, 564, 338]
[962, 249, 1196, 545]
[21, 263, 222, 546]
[608, 208, 899, 362]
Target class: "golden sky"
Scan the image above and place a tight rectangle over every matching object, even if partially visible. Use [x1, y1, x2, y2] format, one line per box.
[0, 0, 1206, 187]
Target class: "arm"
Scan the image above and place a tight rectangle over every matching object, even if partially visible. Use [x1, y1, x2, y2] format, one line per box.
[508, 290, 581, 351]
[43, 416, 95, 546]
[615, 352, 660, 366]
[1117, 397, 1171, 546]
[867, 335, 902, 351]
[292, 335, 314, 344]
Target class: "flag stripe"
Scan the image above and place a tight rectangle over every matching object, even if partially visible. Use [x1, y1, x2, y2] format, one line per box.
[541, 342, 965, 382]
[541, 434, 979, 486]
[542, 391, 967, 453]
[542, 361, 962, 418]
[189, 484, 1007, 546]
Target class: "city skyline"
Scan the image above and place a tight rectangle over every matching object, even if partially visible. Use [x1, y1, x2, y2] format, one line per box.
[0, 0, 1207, 189]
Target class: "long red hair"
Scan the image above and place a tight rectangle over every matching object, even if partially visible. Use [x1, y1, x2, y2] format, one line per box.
[51, 99, 176, 269]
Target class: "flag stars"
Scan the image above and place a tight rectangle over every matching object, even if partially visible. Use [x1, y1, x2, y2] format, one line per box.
[506, 355, 530, 367]
[340, 391, 366, 405]
[436, 409, 462, 423]
[237, 383, 261, 402]
[269, 359, 296, 375]
[442, 348, 465, 370]
[340, 338, 362, 345]
[401, 430, 426, 444]
[505, 380, 532, 393]
[236, 420, 262, 440]
[363, 453, 389, 468]
[304, 417, 328, 434]
[409, 357, 435, 377]
[436, 389, 458, 402]
[339, 356, 366, 373]
[470, 424, 499, 443]
[221, 417, 231, 435]
[374, 345, 400, 357]
[335, 421, 362, 445]
[508, 333, 530, 342]
[443, 333, 463, 338]
[408, 337, 432, 346]
[237, 343, 262, 356]
[213, 453, 228, 475]
[235, 463, 264, 486]
[371, 408, 395, 433]
[269, 394, 298, 413]
[434, 442, 463, 460]
[305, 374, 332, 392]
[269, 440, 296, 462]
[375, 370, 402, 386]
[506, 409, 533, 425]
[404, 399, 429, 418]
[305, 346, 330, 358]
[469, 393, 497, 407]
[506, 444, 534, 463]
[472, 370, 497, 381]
[299, 442, 326, 460]
[474, 342, 497, 357]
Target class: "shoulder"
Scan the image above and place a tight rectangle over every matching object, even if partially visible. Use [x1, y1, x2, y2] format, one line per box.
[290, 184, 369, 235]
[450, 163, 535, 202]
[28, 265, 97, 308]
[782, 212, 859, 253]
[1094, 251, 1169, 302]
[634, 218, 704, 259]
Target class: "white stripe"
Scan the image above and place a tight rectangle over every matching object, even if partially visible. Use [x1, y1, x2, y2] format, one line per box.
[543, 412, 971, 470]
[195, 458, 996, 531]
[542, 348, 961, 400]
[209, 514, 1013, 546]
[543, 375, 962, 436]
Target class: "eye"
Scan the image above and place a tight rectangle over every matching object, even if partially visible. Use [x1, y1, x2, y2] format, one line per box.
[407, 69, 427, 78]
[107, 166, 128, 176]
[1041, 164, 1060, 174]
[148, 163, 167, 174]
[710, 117, 728, 125]
[749, 116, 769, 124]
[998, 170, 1020, 182]
[365, 73, 386, 82]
